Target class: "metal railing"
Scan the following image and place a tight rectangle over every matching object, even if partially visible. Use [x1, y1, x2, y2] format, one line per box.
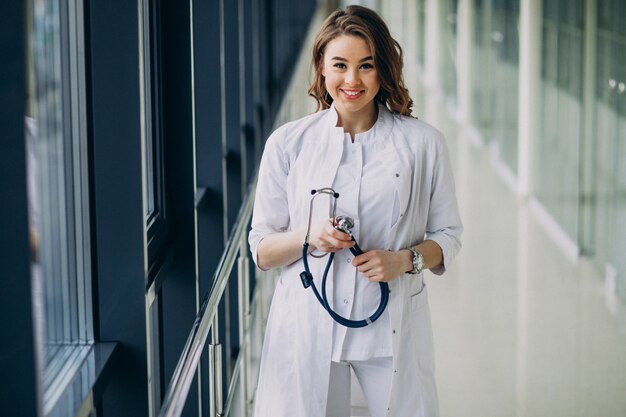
[158, 185, 256, 417]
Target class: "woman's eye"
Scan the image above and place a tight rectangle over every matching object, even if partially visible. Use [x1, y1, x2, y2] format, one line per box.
[360, 63, 374, 70]
[333, 63, 346, 69]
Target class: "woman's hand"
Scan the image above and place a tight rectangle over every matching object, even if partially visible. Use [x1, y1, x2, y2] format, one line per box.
[352, 249, 412, 282]
[308, 218, 355, 253]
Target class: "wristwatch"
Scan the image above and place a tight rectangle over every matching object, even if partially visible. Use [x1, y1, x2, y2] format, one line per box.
[406, 247, 425, 275]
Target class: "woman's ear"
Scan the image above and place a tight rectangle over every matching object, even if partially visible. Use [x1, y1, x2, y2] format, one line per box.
[318, 53, 326, 78]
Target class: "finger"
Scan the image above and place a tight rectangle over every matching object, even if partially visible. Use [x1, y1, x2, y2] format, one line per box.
[323, 242, 336, 252]
[323, 238, 345, 252]
[356, 262, 374, 275]
[328, 228, 353, 242]
[368, 274, 385, 282]
[352, 253, 370, 266]
[366, 273, 379, 282]
[325, 236, 353, 250]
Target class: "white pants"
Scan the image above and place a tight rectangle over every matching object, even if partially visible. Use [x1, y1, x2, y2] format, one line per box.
[325, 357, 393, 417]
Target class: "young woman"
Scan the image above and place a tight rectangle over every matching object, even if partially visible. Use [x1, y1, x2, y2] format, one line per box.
[249, 5, 462, 417]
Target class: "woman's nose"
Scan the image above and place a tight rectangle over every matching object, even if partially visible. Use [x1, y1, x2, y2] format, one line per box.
[345, 68, 360, 85]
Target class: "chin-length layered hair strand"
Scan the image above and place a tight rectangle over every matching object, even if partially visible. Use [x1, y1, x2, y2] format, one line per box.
[308, 5, 414, 117]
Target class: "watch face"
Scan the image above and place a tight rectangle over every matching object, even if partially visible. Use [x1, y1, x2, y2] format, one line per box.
[415, 250, 425, 273]
[408, 248, 424, 274]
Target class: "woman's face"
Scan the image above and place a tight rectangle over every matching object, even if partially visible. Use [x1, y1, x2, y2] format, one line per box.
[322, 34, 380, 122]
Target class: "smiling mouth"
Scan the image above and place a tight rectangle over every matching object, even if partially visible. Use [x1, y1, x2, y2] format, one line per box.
[341, 89, 364, 99]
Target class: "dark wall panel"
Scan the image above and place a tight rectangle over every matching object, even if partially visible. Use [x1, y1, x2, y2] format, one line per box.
[88, 0, 147, 415]
[0, 2, 39, 415]
[159, 0, 199, 414]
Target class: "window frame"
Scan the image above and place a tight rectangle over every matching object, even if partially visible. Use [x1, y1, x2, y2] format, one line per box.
[140, 0, 170, 281]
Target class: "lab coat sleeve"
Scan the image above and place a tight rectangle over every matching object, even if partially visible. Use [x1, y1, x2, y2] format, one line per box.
[248, 126, 291, 269]
[425, 132, 463, 275]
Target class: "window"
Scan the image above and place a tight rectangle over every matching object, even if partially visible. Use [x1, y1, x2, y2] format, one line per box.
[27, 0, 93, 412]
[140, 0, 168, 277]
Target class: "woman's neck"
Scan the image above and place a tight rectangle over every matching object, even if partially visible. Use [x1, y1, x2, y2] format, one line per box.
[335, 103, 378, 141]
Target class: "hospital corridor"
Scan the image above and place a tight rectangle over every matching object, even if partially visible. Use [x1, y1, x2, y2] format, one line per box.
[2, 0, 626, 416]
[423, 100, 626, 417]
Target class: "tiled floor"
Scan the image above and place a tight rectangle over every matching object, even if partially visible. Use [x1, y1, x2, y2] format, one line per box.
[422, 93, 626, 417]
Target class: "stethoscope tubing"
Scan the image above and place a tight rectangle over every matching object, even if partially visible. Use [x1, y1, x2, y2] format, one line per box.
[301, 242, 389, 328]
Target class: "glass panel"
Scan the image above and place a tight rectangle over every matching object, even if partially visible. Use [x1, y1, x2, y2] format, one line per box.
[471, 0, 519, 172]
[142, 0, 159, 223]
[144, 126, 156, 219]
[616, 85, 626, 300]
[471, 0, 495, 132]
[28, 0, 93, 408]
[416, 0, 426, 68]
[441, 0, 459, 104]
[490, 0, 519, 174]
[535, 0, 584, 241]
[592, 0, 626, 302]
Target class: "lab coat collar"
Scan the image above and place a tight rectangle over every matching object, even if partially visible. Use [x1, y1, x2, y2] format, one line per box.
[324, 102, 396, 141]
[320, 102, 408, 227]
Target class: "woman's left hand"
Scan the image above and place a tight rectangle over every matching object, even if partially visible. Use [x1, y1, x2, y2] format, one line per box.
[352, 249, 411, 282]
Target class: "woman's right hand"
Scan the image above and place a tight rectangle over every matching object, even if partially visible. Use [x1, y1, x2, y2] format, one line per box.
[256, 218, 355, 270]
[307, 218, 355, 253]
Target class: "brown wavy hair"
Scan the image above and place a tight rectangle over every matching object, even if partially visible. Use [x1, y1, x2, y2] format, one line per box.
[307, 5, 414, 117]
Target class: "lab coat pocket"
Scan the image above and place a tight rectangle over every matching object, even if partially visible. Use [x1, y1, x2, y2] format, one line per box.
[409, 279, 427, 312]
[278, 260, 304, 290]
[383, 142, 412, 226]
[388, 188, 402, 230]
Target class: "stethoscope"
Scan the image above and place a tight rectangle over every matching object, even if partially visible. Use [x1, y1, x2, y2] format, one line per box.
[299, 188, 389, 328]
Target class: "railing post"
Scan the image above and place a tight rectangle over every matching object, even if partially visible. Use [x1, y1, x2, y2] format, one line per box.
[237, 237, 251, 416]
[209, 315, 223, 417]
[156, 188, 256, 417]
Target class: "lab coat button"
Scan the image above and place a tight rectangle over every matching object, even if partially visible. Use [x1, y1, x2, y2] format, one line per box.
[395, 173, 399, 177]
[343, 299, 349, 304]
[392, 329, 396, 334]
[346, 258, 351, 263]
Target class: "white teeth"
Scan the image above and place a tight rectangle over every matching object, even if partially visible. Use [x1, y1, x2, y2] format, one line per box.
[344, 90, 360, 96]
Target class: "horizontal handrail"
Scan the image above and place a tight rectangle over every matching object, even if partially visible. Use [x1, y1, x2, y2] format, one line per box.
[158, 184, 256, 417]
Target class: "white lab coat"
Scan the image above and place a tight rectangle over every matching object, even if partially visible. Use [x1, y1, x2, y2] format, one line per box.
[249, 105, 463, 417]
